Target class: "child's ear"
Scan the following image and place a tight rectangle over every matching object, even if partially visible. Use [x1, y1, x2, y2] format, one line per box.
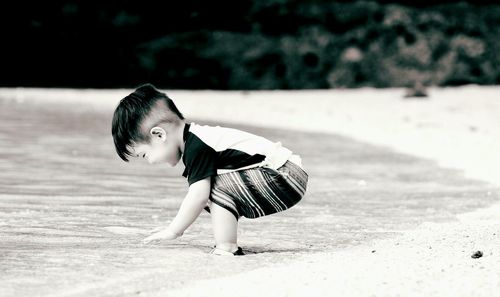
[150, 126, 166, 141]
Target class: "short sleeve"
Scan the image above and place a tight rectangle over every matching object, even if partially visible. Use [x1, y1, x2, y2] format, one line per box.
[182, 134, 217, 185]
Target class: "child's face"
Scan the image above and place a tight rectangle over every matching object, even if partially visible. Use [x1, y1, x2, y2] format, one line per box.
[132, 127, 182, 166]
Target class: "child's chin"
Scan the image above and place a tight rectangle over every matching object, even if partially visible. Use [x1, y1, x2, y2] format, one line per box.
[167, 156, 181, 167]
[166, 160, 179, 167]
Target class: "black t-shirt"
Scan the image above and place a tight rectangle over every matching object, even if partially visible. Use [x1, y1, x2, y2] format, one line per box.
[182, 123, 293, 185]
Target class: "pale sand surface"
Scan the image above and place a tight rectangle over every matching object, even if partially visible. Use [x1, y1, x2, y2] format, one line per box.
[1, 86, 499, 296]
[167, 204, 500, 297]
[2, 85, 499, 185]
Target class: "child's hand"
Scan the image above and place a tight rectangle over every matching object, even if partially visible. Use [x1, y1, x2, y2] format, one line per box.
[142, 227, 180, 244]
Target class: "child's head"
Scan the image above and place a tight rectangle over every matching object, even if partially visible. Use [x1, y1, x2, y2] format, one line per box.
[112, 83, 185, 165]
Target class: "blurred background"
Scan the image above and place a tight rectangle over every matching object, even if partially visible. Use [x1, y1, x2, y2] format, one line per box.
[1, 0, 499, 90]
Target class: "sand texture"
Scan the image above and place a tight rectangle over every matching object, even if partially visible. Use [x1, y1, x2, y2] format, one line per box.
[0, 86, 499, 296]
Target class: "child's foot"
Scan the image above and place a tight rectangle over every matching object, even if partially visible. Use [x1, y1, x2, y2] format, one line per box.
[210, 246, 245, 256]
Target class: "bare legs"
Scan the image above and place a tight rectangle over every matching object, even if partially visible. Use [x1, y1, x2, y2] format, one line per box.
[210, 202, 239, 253]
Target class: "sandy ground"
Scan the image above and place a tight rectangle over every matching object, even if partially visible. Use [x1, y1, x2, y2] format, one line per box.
[2, 85, 499, 185]
[167, 204, 500, 297]
[1, 86, 499, 296]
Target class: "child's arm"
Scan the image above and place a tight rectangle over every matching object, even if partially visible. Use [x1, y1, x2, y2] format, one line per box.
[168, 177, 211, 235]
[143, 177, 211, 244]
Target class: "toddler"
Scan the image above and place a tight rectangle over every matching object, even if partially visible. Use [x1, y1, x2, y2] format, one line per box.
[111, 84, 308, 255]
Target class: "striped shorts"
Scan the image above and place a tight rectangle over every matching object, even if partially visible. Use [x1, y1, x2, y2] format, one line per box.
[208, 160, 308, 219]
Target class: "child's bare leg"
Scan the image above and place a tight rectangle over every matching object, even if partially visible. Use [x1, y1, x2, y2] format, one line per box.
[210, 203, 238, 253]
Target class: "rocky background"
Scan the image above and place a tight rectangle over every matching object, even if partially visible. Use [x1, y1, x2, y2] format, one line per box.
[1, 0, 499, 89]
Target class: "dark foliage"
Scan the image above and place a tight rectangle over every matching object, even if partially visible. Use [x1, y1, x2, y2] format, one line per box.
[0, 0, 499, 89]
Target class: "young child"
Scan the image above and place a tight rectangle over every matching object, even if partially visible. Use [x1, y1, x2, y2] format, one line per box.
[111, 84, 308, 255]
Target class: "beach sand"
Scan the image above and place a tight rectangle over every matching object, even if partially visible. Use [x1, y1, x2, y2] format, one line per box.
[3, 85, 499, 185]
[1, 86, 499, 296]
[151, 86, 500, 296]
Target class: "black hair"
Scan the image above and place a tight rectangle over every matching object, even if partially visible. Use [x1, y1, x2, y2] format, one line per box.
[111, 83, 184, 162]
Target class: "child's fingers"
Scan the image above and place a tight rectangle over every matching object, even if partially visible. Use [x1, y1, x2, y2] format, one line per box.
[142, 236, 159, 245]
[142, 228, 178, 244]
[142, 232, 162, 244]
